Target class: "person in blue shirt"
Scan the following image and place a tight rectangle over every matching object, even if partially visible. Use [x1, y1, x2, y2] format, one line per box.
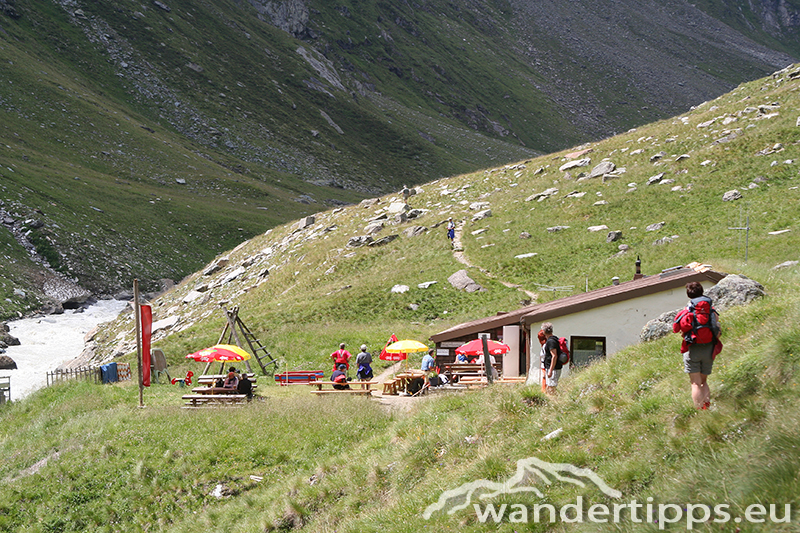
[421, 349, 435, 372]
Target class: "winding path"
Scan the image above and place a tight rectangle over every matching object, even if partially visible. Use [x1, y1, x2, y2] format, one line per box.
[451, 220, 538, 301]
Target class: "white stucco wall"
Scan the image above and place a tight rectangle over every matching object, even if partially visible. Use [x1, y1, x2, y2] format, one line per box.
[526, 280, 716, 383]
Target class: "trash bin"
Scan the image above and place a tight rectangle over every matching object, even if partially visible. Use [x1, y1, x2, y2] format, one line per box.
[100, 362, 118, 384]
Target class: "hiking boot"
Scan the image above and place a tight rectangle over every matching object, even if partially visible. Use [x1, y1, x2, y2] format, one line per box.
[702, 401, 710, 410]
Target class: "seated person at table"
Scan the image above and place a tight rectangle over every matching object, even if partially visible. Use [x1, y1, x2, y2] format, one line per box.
[455, 353, 468, 363]
[237, 373, 253, 400]
[331, 364, 350, 390]
[222, 370, 239, 389]
[475, 353, 499, 380]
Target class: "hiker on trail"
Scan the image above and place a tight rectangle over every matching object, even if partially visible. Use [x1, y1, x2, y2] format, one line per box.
[330, 342, 351, 371]
[402, 185, 411, 204]
[331, 364, 350, 390]
[356, 344, 373, 380]
[542, 322, 564, 395]
[446, 217, 455, 243]
[675, 281, 722, 410]
[537, 329, 548, 394]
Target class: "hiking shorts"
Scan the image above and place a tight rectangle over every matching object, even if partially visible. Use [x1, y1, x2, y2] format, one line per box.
[684, 343, 714, 375]
[545, 369, 561, 387]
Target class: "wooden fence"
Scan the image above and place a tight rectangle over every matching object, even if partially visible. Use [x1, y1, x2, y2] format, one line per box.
[0, 376, 10, 404]
[46, 366, 101, 387]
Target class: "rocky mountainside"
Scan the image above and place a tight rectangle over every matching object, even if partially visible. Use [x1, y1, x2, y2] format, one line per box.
[0, 0, 798, 318]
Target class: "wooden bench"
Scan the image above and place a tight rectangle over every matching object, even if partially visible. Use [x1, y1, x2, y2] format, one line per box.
[309, 380, 377, 396]
[182, 394, 248, 408]
[457, 376, 526, 388]
[445, 363, 502, 383]
[382, 378, 401, 395]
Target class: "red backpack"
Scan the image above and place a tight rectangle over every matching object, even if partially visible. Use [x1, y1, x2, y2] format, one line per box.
[558, 337, 570, 365]
[673, 297, 718, 345]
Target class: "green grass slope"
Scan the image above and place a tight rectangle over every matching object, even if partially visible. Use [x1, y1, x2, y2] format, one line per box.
[2, 64, 800, 532]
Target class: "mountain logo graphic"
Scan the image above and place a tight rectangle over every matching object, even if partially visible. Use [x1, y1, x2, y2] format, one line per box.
[423, 456, 622, 519]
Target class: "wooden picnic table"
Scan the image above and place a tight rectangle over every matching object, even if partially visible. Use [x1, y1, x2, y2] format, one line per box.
[444, 363, 502, 383]
[382, 370, 425, 395]
[191, 386, 245, 395]
[309, 380, 377, 396]
[197, 373, 257, 385]
[274, 370, 324, 386]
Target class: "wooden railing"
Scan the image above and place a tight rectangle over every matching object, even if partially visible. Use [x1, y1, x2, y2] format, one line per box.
[46, 366, 100, 386]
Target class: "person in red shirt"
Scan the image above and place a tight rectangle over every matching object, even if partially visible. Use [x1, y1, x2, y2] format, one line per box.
[330, 342, 352, 371]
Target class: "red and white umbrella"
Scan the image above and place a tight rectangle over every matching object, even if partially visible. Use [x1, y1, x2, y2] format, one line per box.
[455, 338, 510, 357]
[186, 344, 251, 363]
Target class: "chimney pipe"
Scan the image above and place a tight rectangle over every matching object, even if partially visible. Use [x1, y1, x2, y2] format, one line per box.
[634, 255, 644, 280]
[612, 276, 620, 286]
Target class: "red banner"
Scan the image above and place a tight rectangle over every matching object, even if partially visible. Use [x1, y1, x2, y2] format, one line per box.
[141, 304, 152, 387]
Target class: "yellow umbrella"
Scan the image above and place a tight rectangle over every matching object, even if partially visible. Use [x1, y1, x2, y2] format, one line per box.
[385, 339, 428, 353]
[385, 339, 428, 375]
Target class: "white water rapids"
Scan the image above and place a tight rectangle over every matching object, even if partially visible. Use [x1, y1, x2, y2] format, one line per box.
[1, 299, 128, 401]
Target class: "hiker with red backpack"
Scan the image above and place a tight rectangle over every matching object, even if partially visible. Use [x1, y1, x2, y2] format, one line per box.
[673, 282, 722, 410]
[541, 322, 570, 395]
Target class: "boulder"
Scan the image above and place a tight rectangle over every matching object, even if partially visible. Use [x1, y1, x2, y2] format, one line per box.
[365, 222, 384, 235]
[706, 274, 765, 313]
[347, 235, 373, 247]
[646, 173, 665, 185]
[646, 222, 665, 232]
[293, 216, 315, 232]
[587, 225, 609, 232]
[448, 270, 484, 293]
[607, 230, 623, 243]
[640, 309, 680, 343]
[650, 151, 666, 162]
[519, 231, 531, 239]
[204, 257, 230, 276]
[387, 202, 409, 215]
[360, 198, 381, 208]
[772, 260, 798, 270]
[559, 158, 591, 172]
[403, 226, 427, 238]
[547, 225, 570, 233]
[588, 161, 615, 179]
[0, 354, 17, 370]
[369, 235, 399, 247]
[472, 209, 492, 222]
[722, 190, 742, 202]
[391, 285, 409, 294]
[526, 188, 559, 202]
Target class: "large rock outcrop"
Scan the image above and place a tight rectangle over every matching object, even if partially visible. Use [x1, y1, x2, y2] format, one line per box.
[640, 274, 766, 343]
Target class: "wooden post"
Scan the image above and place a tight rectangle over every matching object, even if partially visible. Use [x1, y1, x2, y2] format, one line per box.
[481, 336, 494, 385]
[134, 279, 144, 407]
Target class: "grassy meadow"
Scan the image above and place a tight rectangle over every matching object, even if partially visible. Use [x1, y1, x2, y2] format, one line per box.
[1, 65, 800, 531]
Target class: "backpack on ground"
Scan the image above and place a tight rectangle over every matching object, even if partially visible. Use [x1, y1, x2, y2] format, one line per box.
[558, 337, 570, 365]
